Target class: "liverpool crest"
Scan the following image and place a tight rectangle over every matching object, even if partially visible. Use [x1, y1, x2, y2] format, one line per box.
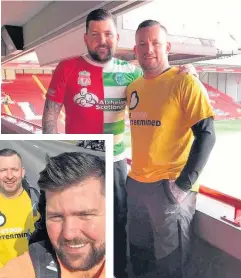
[78, 71, 91, 86]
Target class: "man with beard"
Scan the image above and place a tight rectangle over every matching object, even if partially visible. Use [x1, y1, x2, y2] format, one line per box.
[0, 152, 106, 278]
[0, 149, 39, 268]
[41, 8, 140, 278]
[41, 8, 197, 278]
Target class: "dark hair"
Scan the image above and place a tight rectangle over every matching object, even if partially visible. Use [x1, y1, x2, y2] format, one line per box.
[86, 8, 115, 32]
[0, 148, 22, 164]
[136, 20, 168, 34]
[38, 152, 105, 195]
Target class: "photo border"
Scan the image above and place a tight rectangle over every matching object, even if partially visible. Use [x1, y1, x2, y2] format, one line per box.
[0, 133, 114, 278]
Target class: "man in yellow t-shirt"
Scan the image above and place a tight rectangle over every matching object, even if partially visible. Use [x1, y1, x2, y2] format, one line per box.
[126, 20, 216, 278]
[0, 149, 39, 268]
[0, 152, 106, 278]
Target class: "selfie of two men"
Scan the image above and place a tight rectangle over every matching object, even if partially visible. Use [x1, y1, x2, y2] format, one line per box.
[0, 139, 108, 278]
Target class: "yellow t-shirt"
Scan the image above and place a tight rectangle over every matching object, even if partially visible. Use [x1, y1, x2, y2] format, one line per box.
[127, 67, 215, 190]
[0, 190, 40, 268]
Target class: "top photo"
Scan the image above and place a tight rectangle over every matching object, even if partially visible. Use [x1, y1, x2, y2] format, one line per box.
[1, 1, 241, 278]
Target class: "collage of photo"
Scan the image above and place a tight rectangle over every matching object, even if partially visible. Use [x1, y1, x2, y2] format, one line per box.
[1, 1, 241, 278]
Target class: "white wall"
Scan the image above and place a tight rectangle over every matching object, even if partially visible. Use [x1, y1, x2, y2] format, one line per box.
[199, 72, 241, 102]
[1, 69, 6, 80]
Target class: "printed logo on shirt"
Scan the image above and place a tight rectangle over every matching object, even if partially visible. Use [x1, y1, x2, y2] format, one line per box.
[129, 111, 161, 127]
[129, 91, 139, 110]
[115, 73, 126, 86]
[73, 88, 99, 107]
[0, 212, 6, 227]
[73, 88, 126, 111]
[96, 99, 126, 111]
[0, 226, 29, 240]
[78, 71, 91, 86]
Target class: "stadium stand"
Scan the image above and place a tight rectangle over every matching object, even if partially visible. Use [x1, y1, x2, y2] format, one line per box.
[203, 82, 241, 120]
[1, 74, 241, 134]
[1, 74, 65, 132]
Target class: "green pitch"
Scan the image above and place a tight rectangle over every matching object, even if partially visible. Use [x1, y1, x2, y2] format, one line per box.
[214, 119, 241, 133]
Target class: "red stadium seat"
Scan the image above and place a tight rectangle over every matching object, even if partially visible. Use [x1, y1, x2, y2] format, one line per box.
[1, 74, 65, 133]
[203, 82, 241, 120]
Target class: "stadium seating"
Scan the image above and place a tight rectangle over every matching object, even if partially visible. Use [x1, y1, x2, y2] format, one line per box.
[1, 74, 65, 132]
[203, 82, 241, 120]
[1, 74, 241, 134]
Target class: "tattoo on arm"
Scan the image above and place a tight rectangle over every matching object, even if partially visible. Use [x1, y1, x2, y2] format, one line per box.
[42, 99, 63, 134]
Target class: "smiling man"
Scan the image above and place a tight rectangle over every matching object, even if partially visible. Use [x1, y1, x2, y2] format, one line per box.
[41, 10, 140, 277]
[0, 149, 39, 269]
[0, 152, 106, 278]
[126, 20, 216, 278]
[41, 8, 199, 278]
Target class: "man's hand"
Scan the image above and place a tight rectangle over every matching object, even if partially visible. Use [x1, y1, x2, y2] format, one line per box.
[177, 64, 199, 78]
[169, 180, 188, 203]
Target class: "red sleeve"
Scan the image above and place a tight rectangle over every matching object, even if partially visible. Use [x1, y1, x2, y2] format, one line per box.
[46, 61, 68, 104]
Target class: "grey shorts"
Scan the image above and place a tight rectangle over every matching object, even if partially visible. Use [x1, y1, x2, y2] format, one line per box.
[127, 177, 197, 276]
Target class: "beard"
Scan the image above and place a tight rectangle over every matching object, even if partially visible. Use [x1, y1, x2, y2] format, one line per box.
[54, 237, 105, 272]
[87, 45, 113, 62]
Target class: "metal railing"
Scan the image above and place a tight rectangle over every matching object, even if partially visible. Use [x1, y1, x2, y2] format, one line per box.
[1, 113, 42, 133]
[199, 185, 241, 227]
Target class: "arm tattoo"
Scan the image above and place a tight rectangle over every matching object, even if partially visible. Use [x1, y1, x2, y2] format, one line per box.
[42, 99, 63, 134]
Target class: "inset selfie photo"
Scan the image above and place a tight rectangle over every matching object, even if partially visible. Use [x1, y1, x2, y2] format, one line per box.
[0, 135, 113, 278]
